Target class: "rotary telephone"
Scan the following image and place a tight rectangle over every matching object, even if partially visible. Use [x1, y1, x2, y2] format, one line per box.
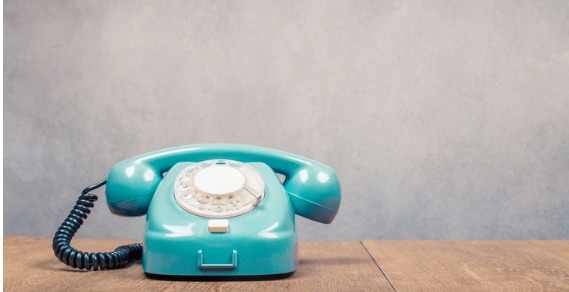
[53, 144, 341, 277]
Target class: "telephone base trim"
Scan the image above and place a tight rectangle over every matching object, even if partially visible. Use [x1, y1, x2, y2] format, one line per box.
[144, 271, 295, 281]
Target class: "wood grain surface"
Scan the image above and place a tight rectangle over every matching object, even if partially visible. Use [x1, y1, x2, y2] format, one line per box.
[6, 237, 569, 291]
[4, 237, 392, 291]
[362, 240, 569, 291]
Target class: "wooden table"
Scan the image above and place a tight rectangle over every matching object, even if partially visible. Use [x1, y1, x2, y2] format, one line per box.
[4, 236, 569, 291]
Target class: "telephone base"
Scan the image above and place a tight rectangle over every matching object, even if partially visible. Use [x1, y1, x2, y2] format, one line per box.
[142, 162, 299, 277]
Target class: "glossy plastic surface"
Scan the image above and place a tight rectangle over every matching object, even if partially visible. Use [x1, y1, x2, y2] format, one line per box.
[106, 144, 341, 223]
[143, 162, 297, 276]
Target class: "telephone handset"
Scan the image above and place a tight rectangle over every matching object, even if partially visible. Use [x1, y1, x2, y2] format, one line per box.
[53, 144, 341, 277]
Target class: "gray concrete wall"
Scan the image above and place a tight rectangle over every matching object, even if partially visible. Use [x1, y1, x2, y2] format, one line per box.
[4, 0, 569, 240]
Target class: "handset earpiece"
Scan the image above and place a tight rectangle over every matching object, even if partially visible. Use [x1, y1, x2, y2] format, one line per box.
[282, 164, 341, 224]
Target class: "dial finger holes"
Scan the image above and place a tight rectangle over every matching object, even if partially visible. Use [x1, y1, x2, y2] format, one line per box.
[174, 159, 265, 218]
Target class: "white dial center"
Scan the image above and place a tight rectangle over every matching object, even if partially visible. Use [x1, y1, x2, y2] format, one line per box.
[194, 165, 245, 195]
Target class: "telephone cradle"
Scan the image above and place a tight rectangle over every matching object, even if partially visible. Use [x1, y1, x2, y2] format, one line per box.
[53, 144, 341, 277]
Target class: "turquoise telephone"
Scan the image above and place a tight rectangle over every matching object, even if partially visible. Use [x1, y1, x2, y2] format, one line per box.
[53, 144, 341, 277]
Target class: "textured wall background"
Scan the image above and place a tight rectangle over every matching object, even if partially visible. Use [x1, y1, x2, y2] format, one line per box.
[4, 0, 569, 240]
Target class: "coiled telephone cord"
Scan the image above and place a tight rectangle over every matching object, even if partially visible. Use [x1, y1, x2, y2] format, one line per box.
[52, 180, 143, 270]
